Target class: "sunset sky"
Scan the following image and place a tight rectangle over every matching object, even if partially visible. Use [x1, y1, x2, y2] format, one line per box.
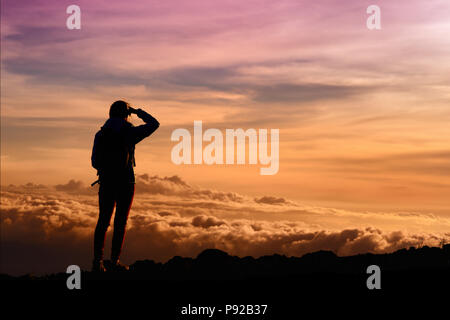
[1, 0, 450, 274]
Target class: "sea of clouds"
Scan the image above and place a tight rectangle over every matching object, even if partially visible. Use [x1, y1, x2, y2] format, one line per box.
[1, 174, 449, 275]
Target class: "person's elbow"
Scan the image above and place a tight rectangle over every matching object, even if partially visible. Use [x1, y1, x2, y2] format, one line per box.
[150, 120, 160, 136]
[150, 117, 160, 132]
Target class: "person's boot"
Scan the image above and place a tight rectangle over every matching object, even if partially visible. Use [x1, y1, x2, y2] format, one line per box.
[109, 260, 129, 272]
[92, 259, 106, 273]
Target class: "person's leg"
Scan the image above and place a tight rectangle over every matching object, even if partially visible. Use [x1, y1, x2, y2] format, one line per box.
[110, 183, 135, 264]
[93, 183, 116, 264]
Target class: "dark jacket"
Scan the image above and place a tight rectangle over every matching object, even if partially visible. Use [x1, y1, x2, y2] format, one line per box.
[91, 109, 159, 184]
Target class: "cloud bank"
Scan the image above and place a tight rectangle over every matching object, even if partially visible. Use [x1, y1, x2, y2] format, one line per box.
[2, 174, 449, 276]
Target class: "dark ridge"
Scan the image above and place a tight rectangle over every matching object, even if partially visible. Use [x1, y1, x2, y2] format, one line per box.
[2, 245, 449, 281]
[2, 244, 449, 314]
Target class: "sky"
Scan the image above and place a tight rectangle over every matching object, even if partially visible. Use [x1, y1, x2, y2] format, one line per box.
[1, 0, 450, 274]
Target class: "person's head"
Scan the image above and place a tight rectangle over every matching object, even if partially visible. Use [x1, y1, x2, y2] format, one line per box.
[109, 100, 130, 119]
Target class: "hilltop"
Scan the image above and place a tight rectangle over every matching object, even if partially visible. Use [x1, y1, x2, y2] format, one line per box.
[2, 245, 449, 315]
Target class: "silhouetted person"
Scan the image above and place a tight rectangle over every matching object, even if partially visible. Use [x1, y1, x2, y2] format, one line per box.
[91, 100, 159, 272]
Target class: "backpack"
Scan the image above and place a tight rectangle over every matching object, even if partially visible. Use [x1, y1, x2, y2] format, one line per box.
[92, 127, 131, 175]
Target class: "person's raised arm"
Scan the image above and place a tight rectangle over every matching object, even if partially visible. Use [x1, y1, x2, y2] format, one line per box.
[129, 107, 160, 144]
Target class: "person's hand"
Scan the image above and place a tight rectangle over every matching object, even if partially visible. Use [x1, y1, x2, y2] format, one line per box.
[128, 107, 138, 115]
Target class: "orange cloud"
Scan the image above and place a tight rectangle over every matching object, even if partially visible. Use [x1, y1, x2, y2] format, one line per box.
[2, 174, 449, 276]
